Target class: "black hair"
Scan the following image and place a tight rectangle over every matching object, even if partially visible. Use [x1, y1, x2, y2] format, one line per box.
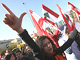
[5, 54, 16, 60]
[15, 50, 21, 53]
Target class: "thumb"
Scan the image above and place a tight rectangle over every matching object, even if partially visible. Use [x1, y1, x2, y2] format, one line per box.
[19, 12, 27, 20]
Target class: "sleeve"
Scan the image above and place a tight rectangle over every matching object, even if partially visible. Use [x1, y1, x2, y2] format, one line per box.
[19, 29, 39, 52]
[75, 36, 80, 48]
[56, 28, 78, 53]
[18, 29, 45, 60]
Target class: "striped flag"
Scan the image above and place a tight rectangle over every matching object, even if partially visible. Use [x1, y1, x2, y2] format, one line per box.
[42, 4, 59, 26]
[29, 10, 59, 47]
[29, 10, 44, 36]
[68, 2, 80, 15]
[57, 4, 74, 31]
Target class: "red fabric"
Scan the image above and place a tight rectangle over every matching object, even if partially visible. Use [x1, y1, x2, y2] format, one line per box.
[44, 18, 55, 26]
[42, 4, 59, 18]
[68, 2, 76, 8]
[29, 10, 59, 48]
[38, 17, 44, 27]
[68, 2, 80, 15]
[57, 4, 72, 31]
[42, 4, 59, 26]
[65, 14, 75, 31]
[50, 52, 66, 60]
[0, 54, 2, 58]
[29, 10, 43, 36]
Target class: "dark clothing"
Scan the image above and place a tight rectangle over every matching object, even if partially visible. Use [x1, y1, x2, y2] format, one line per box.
[17, 56, 29, 60]
[5, 54, 12, 60]
[21, 56, 29, 60]
[24, 52, 34, 60]
[19, 30, 45, 60]
[19, 29, 77, 60]
[75, 35, 80, 48]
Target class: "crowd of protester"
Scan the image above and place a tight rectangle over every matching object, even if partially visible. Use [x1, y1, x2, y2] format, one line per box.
[1, 45, 35, 60]
[0, 3, 80, 60]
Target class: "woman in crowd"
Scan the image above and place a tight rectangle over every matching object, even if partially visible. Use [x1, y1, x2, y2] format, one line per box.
[1, 3, 78, 60]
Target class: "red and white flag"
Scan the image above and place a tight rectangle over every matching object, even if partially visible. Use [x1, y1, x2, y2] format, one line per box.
[29, 10, 44, 36]
[42, 4, 59, 26]
[29, 10, 59, 47]
[68, 2, 80, 15]
[57, 4, 74, 31]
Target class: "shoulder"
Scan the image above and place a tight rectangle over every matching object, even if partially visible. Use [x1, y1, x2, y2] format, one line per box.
[22, 56, 29, 60]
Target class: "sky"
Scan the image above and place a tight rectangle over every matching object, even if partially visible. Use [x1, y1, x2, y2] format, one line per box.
[0, 0, 80, 40]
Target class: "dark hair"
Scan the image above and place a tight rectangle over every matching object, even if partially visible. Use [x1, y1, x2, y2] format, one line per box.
[5, 55, 12, 60]
[15, 50, 21, 53]
[5, 54, 16, 60]
[36, 35, 56, 54]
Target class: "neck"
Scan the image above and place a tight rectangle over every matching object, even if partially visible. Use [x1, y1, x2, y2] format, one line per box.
[49, 52, 55, 56]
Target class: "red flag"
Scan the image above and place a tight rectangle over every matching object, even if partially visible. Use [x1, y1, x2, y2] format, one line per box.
[29, 10, 59, 47]
[42, 4, 59, 18]
[68, 2, 80, 15]
[57, 4, 73, 31]
[42, 4, 59, 26]
[38, 17, 44, 27]
[29, 10, 43, 36]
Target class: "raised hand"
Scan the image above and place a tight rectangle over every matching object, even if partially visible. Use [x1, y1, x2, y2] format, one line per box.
[1, 3, 27, 33]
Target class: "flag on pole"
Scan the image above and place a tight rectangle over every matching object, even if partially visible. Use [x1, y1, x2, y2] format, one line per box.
[29, 10, 44, 36]
[68, 2, 80, 15]
[42, 4, 59, 26]
[57, 4, 73, 31]
[29, 10, 59, 47]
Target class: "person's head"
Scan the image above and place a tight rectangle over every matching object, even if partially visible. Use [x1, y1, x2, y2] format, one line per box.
[70, 10, 79, 22]
[36, 36, 56, 55]
[7, 49, 13, 55]
[15, 50, 23, 60]
[24, 46, 32, 54]
[6, 54, 16, 60]
[73, 12, 79, 22]
[65, 26, 70, 35]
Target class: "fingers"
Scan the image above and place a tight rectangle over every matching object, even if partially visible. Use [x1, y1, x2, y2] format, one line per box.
[3, 14, 13, 25]
[19, 12, 27, 20]
[1, 3, 14, 14]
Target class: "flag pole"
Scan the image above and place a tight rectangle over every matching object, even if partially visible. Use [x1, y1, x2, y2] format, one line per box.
[22, 2, 35, 28]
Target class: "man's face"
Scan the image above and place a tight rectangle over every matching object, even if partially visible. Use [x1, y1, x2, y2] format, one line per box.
[65, 26, 70, 34]
[16, 52, 22, 59]
[73, 12, 79, 22]
[8, 49, 12, 55]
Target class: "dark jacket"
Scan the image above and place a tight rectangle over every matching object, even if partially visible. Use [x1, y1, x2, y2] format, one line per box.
[19, 29, 77, 60]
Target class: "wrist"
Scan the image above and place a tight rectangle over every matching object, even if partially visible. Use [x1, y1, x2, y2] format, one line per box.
[15, 27, 24, 34]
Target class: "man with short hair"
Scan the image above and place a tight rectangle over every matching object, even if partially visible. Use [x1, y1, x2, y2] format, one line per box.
[16, 50, 29, 60]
